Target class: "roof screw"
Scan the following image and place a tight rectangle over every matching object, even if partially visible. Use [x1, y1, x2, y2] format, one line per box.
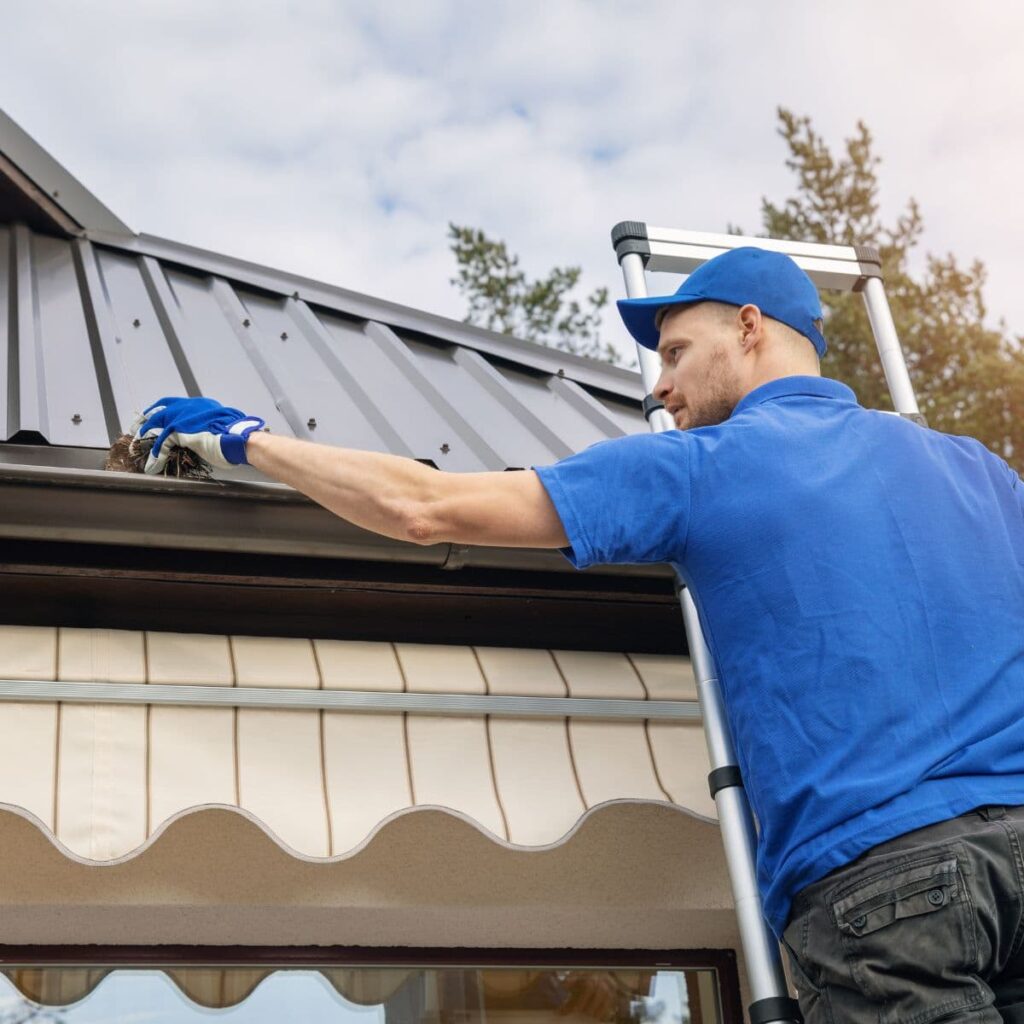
[557, 368, 566, 378]
[292, 291, 300, 300]
[52, 189, 60, 198]
[280, 331, 288, 341]
[132, 318, 141, 328]
[242, 318, 251, 327]
[71, 413, 82, 424]
[440, 442, 450, 455]
[307, 417, 317, 431]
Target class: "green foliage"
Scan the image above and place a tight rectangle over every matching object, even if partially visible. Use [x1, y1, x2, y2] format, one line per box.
[448, 223, 622, 365]
[755, 108, 1024, 470]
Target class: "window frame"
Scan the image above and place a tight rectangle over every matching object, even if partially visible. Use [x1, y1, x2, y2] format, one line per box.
[0, 945, 742, 1024]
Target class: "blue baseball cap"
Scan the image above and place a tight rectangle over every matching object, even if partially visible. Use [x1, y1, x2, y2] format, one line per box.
[617, 246, 827, 357]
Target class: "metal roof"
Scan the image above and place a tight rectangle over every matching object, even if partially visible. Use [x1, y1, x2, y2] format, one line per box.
[0, 110, 654, 578]
[0, 109, 132, 236]
[0, 225, 643, 469]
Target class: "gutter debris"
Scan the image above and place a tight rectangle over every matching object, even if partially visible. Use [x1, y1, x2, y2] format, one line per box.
[104, 434, 213, 481]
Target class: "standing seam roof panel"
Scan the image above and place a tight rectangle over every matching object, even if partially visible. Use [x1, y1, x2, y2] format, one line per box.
[29, 231, 110, 446]
[91, 247, 192, 423]
[0, 225, 645, 467]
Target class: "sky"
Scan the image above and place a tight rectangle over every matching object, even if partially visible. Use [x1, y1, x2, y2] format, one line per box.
[1, 1, 1021, 368]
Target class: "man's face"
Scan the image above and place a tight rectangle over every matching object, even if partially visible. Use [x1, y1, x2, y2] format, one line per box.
[653, 303, 745, 431]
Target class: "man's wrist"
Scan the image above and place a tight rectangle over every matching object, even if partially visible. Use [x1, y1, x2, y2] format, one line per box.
[244, 428, 271, 467]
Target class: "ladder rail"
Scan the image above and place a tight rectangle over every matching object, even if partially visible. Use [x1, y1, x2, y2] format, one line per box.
[620, 249, 795, 1022]
[862, 276, 920, 416]
[614, 225, 921, 1024]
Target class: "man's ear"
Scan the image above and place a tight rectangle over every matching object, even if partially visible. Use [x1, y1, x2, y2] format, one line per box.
[737, 304, 764, 352]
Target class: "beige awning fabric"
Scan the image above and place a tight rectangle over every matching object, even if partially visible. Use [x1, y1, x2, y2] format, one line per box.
[0, 625, 734, 951]
[0, 625, 715, 861]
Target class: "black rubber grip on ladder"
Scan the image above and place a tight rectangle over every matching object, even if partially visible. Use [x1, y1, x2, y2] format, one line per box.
[610, 220, 649, 246]
[611, 221, 651, 263]
[853, 244, 881, 266]
[851, 244, 883, 292]
[708, 766, 744, 798]
[642, 395, 665, 420]
[748, 996, 803, 1024]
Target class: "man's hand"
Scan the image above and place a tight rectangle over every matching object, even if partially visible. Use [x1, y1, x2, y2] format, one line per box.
[131, 396, 267, 474]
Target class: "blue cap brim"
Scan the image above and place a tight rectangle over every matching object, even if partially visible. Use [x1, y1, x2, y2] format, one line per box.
[616, 294, 702, 351]
[618, 293, 829, 358]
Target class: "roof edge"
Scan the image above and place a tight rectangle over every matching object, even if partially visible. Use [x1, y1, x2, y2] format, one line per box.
[0, 110, 636, 396]
[0, 108, 133, 236]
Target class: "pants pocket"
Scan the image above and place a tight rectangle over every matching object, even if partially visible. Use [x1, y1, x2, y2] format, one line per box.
[781, 935, 830, 1024]
[829, 847, 983, 1024]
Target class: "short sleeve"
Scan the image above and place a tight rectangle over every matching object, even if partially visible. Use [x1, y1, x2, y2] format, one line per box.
[998, 455, 1024, 521]
[532, 431, 692, 570]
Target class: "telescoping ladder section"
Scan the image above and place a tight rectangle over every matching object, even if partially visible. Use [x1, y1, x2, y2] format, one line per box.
[611, 224, 922, 1024]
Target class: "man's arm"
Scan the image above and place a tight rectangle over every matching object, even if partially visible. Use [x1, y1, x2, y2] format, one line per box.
[245, 431, 569, 549]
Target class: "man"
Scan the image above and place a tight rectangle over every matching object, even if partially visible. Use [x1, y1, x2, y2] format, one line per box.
[134, 247, 1024, 1023]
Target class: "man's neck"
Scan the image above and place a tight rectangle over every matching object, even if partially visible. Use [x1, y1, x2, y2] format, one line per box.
[742, 365, 822, 399]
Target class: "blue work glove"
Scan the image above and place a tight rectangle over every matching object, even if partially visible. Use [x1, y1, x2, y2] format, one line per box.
[130, 396, 267, 475]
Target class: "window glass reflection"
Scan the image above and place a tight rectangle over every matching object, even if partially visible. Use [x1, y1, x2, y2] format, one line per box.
[0, 966, 722, 1024]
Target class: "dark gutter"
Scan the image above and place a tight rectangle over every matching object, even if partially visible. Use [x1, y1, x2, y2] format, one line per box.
[0, 449, 670, 581]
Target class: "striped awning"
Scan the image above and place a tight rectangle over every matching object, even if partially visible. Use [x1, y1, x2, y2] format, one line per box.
[0, 625, 734, 951]
[0, 624, 715, 859]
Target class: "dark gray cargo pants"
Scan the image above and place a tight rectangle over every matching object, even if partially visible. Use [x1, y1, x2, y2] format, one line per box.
[781, 805, 1024, 1024]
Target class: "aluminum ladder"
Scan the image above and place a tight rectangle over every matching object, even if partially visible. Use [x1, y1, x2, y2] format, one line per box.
[611, 223, 922, 1024]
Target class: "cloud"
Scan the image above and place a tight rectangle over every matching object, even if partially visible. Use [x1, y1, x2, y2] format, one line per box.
[1, 0, 1022, 370]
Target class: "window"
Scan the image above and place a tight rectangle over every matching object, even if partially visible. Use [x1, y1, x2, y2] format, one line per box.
[0, 961, 735, 1024]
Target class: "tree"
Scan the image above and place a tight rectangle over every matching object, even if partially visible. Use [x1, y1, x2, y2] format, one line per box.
[752, 108, 1024, 471]
[448, 224, 623, 365]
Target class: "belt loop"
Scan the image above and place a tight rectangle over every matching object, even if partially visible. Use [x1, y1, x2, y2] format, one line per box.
[981, 805, 1007, 821]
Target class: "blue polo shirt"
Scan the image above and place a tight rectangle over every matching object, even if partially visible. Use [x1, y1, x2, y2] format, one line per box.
[533, 375, 1024, 936]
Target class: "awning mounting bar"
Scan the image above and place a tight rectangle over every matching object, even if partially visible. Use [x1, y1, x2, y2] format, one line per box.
[0, 678, 701, 721]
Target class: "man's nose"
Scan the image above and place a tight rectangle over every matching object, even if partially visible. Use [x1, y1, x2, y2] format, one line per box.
[653, 370, 671, 401]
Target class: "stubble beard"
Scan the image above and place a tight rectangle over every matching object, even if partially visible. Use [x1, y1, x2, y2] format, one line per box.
[684, 345, 743, 430]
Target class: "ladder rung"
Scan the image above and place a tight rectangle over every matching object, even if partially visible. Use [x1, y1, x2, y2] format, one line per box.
[612, 222, 881, 293]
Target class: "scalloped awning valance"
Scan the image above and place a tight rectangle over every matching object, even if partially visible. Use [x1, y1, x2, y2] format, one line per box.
[0, 625, 732, 951]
